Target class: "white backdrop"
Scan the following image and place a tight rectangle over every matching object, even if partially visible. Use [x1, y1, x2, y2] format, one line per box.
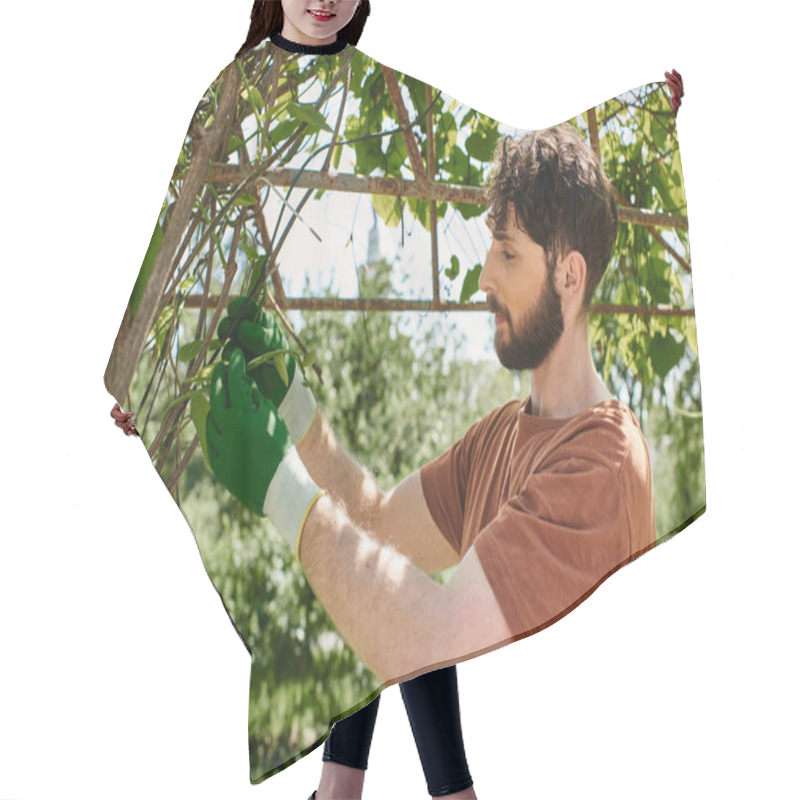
[1, 2, 797, 798]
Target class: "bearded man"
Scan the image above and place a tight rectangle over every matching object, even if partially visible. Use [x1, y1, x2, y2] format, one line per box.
[207, 123, 657, 683]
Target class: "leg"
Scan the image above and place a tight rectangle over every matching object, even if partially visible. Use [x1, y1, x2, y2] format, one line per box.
[315, 694, 381, 800]
[400, 666, 476, 799]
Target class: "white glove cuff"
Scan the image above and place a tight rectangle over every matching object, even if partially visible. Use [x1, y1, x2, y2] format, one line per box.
[279, 373, 317, 445]
[262, 446, 324, 555]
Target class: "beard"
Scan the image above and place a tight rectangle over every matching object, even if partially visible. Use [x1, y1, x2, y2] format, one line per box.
[489, 273, 564, 371]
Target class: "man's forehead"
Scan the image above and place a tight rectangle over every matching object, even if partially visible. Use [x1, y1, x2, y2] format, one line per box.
[489, 223, 512, 241]
[488, 208, 526, 243]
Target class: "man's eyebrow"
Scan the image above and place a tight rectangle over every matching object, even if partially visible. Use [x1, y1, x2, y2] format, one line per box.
[491, 229, 512, 241]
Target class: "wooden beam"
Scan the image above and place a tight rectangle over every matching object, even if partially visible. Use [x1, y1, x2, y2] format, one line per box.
[182, 295, 694, 317]
[208, 164, 689, 231]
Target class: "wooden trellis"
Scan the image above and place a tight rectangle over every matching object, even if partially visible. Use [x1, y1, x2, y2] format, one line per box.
[106, 56, 693, 406]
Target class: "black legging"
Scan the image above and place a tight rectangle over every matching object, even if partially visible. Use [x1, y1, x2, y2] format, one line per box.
[323, 665, 473, 797]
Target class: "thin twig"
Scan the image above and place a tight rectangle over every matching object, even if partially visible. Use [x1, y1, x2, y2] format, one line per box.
[262, 289, 324, 385]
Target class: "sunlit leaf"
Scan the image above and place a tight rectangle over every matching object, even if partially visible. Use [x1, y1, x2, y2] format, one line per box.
[465, 130, 500, 162]
[459, 264, 482, 303]
[274, 353, 289, 386]
[685, 317, 698, 355]
[241, 85, 265, 110]
[372, 194, 402, 227]
[232, 193, 259, 207]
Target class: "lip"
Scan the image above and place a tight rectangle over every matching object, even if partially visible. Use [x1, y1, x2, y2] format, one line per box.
[308, 9, 335, 21]
[494, 314, 506, 327]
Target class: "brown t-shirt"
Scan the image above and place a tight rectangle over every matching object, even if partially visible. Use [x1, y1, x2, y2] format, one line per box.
[420, 397, 656, 638]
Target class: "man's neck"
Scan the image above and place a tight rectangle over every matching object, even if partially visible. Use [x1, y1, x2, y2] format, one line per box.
[527, 321, 612, 418]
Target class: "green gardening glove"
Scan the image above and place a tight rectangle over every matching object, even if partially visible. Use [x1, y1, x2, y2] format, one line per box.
[218, 297, 317, 444]
[206, 348, 324, 552]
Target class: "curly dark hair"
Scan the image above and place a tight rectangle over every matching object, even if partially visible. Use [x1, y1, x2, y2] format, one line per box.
[485, 125, 618, 314]
[236, 0, 371, 58]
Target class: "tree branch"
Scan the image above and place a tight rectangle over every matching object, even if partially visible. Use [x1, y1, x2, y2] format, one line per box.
[105, 62, 243, 401]
[380, 65, 429, 186]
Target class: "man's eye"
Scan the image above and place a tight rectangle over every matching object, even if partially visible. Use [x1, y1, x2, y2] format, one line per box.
[503, 251, 515, 260]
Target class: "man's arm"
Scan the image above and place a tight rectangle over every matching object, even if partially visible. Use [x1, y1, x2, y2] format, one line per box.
[297, 409, 460, 575]
[217, 299, 461, 573]
[297, 493, 512, 683]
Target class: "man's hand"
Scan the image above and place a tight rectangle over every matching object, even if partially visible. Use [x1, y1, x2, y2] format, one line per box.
[206, 348, 324, 553]
[218, 297, 316, 444]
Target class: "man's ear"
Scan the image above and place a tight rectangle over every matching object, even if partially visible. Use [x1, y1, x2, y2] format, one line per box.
[557, 250, 587, 305]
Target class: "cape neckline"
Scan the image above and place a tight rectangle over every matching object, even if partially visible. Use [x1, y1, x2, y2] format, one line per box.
[269, 32, 349, 55]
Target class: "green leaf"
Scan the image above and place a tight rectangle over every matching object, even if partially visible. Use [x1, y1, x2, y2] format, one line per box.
[669, 266, 686, 305]
[241, 85, 265, 110]
[459, 264, 482, 303]
[402, 74, 428, 116]
[685, 317, 698, 355]
[182, 363, 216, 387]
[274, 353, 289, 386]
[455, 202, 485, 221]
[385, 132, 407, 175]
[241, 240, 259, 260]
[643, 256, 673, 304]
[243, 256, 268, 298]
[372, 194, 403, 227]
[286, 102, 332, 133]
[268, 118, 297, 144]
[652, 114, 668, 152]
[445, 254, 460, 281]
[465, 130, 499, 162]
[227, 135, 244, 155]
[302, 350, 316, 369]
[177, 339, 204, 363]
[353, 135, 385, 176]
[190, 393, 212, 468]
[332, 142, 343, 170]
[409, 198, 431, 231]
[648, 332, 685, 378]
[153, 304, 174, 355]
[446, 146, 469, 183]
[129, 221, 165, 318]
[231, 192, 259, 207]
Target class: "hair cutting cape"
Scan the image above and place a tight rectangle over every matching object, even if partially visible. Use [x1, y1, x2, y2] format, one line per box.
[105, 36, 704, 783]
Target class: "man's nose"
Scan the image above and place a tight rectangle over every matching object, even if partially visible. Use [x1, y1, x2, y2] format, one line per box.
[478, 254, 494, 295]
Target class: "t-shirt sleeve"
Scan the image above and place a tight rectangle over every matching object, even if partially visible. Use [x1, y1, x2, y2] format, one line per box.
[472, 454, 633, 637]
[419, 418, 482, 556]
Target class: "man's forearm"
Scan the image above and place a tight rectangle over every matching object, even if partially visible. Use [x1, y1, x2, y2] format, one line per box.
[295, 409, 462, 576]
[296, 409, 384, 531]
[297, 494, 461, 682]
